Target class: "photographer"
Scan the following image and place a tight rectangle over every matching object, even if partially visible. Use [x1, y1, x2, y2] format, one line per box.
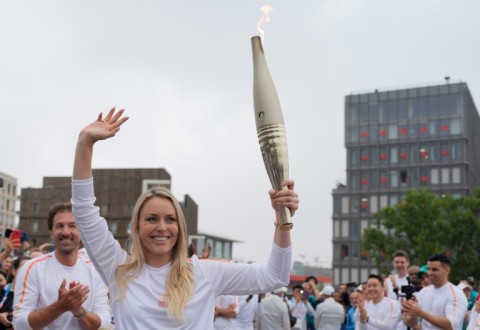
[289, 285, 315, 330]
[402, 254, 467, 330]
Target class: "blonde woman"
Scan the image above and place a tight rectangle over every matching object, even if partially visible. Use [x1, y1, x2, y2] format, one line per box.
[71, 108, 298, 329]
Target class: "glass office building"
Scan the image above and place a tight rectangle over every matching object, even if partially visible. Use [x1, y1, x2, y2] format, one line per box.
[331, 82, 480, 285]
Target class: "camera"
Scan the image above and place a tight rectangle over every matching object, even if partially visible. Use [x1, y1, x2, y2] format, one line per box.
[400, 276, 415, 300]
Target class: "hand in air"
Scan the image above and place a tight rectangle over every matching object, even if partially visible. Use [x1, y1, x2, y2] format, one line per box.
[79, 107, 129, 145]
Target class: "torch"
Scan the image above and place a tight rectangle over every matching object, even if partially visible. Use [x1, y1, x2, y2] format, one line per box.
[251, 7, 292, 231]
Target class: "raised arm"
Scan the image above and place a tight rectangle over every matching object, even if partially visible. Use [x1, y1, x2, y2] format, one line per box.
[73, 107, 129, 180]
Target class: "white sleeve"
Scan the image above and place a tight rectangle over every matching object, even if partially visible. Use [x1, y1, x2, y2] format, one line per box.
[446, 288, 468, 329]
[470, 309, 480, 330]
[197, 243, 291, 296]
[91, 269, 113, 328]
[12, 260, 39, 330]
[71, 178, 128, 285]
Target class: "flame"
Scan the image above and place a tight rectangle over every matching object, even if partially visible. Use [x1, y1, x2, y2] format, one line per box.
[256, 4, 274, 44]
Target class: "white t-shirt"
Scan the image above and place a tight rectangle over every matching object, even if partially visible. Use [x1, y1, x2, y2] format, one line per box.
[416, 283, 468, 330]
[71, 178, 292, 329]
[232, 295, 259, 330]
[355, 297, 401, 330]
[315, 297, 345, 330]
[214, 295, 239, 329]
[258, 294, 290, 330]
[12, 252, 112, 330]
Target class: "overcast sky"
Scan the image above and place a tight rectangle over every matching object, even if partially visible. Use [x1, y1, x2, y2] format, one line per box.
[1, 0, 479, 267]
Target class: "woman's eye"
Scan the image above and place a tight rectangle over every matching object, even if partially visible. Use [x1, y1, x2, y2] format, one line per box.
[146, 216, 157, 222]
[166, 217, 176, 223]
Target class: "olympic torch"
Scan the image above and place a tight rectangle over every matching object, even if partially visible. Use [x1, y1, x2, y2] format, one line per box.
[251, 36, 293, 231]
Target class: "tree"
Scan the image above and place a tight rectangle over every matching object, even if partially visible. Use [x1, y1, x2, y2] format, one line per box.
[363, 189, 480, 282]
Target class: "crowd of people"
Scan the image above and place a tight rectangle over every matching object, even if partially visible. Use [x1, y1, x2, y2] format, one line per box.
[0, 108, 478, 329]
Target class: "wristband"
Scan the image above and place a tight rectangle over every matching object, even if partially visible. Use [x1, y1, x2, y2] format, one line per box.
[73, 307, 87, 320]
[274, 221, 293, 231]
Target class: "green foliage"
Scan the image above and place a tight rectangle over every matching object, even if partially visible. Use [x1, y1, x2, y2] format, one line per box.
[363, 189, 480, 282]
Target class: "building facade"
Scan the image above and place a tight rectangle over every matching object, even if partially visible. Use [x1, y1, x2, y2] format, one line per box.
[0, 171, 18, 233]
[19, 168, 235, 258]
[331, 82, 480, 285]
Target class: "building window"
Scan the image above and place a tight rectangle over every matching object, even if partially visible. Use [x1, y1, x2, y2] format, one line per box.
[341, 220, 349, 238]
[142, 179, 171, 192]
[341, 244, 349, 260]
[110, 222, 118, 235]
[452, 142, 462, 160]
[215, 241, 223, 258]
[334, 268, 340, 285]
[400, 170, 408, 185]
[420, 168, 429, 186]
[351, 149, 359, 167]
[390, 147, 398, 164]
[380, 195, 388, 208]
[370, 196, 378, 213]
[351, 219, 360, 238]
[388, 124, 398, 140]
[333, 220, 340, 238]
[450, 119, 462, 135]
[452, 167, 461, 184]
[371, 148, 379, 166]
[351, 196, 359, 214]
[32, 203, 39, 215]
[223, 243, 231, 259]
[441, 168, 450, 184]
[390, 171, 398, 188]
[431, 169, 439, 185]
[390, 195, 399, 206]
[341, 197, 349, 214]
[420, 147, 429, 160]
[32, 220, 39, 233]
[360, 220, 369, 237]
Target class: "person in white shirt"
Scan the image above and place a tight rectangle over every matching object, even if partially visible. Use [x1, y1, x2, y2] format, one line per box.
[385, 250, 410, 301]
[402, 254, 468, 330]
[355, 274, 401, 330]
[384, 250, 410, 330]
[314, 285, 345, 330]
[71, 108, 299, 329]
[214, 295, 239, 329]
[257, 287, 290, 330]
[232, 294, 259, 330]
[12, 202, 112, 330]
[289, 284, 315, 330]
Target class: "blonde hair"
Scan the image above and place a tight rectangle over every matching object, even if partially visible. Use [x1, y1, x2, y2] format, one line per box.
[115, 186, 195, 322]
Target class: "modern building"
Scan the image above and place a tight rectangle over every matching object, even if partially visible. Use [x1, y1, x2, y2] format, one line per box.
[19, 168, 236, 259]
[331, 81, 480, 285]
[0, 171, 18, 233]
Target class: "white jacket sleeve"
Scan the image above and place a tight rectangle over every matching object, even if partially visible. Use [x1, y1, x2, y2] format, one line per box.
[72, 178, 128, 286]
[12, 259, 39, 330]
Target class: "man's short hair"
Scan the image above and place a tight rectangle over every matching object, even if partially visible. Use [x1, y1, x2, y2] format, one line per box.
[428, 254, 451, 268]
[368, 274, 384, 286]
[47, 202, 72, 231]
[292, 284, 303, 291]
[393, 249, 409, 261]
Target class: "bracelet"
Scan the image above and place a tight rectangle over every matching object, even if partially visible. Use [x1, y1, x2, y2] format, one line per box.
[274, 221, 293, 231]
[73, 307, 87, 320]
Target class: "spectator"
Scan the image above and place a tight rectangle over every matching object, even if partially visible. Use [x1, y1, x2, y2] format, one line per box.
[303, 277, 322, 330]
[345, 290, 361, 330]
[402, 254, 468, 330]
[28, 248, 44, 259]
[314, 285, 345, 330]
[289, 284, 315, 330]
[385, 250, 410, 301]
[13, 202, 112, 330]
[232, 294, 259, 330]
[356, 274, 400, 330]
[214, 295, 239, 329]
[257, 287, 290, 330]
